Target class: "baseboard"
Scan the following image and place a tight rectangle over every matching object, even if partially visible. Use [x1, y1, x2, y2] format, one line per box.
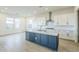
[59, 38, 75, 42]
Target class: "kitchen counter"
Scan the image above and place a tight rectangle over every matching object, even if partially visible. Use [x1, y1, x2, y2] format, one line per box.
[26, 29, 58, 36]
[26, 29, 59, 51]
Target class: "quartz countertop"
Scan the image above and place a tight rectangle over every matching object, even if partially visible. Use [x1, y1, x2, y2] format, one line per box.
[26, 29, 58, 36]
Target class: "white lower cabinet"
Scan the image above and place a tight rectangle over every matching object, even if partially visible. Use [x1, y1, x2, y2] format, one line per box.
[59, 32, 75, 40]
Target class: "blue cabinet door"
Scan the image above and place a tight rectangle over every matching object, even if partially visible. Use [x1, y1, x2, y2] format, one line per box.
[41, 34, 48, 46]
[26, 32, 29, 40]
[29, 32, 35, 42]
[35, 33, 40, 44]
[48, 36, 58, 50]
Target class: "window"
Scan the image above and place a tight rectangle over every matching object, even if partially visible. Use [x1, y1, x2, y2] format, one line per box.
[14, 18, 20, 29]
[6, 17, 14, 30]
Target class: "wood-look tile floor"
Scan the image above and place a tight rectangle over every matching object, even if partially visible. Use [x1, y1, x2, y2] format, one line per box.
[0, 32, 79, 52]
[59, 39, 79, 52]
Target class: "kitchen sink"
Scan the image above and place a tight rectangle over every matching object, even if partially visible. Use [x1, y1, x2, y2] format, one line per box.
[37, 30, 46, 32]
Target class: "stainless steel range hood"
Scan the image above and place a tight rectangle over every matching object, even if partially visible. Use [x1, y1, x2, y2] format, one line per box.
[46, 11, 54, 25]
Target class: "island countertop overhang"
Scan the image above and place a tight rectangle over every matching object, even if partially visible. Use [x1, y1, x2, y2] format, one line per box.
[26, 29, 58, 36]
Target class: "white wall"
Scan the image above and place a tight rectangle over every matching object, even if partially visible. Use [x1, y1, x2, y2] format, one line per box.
[0, 13, 26, 35]
[74, 6, 79, 43]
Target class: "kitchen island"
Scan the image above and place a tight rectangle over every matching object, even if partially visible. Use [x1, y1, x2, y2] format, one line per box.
[26, 30, 59, 51]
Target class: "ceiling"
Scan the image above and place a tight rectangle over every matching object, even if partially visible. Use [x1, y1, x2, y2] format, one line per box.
[0, 6, 74, 17]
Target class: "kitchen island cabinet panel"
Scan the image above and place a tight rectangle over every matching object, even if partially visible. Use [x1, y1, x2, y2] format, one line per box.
[48, 36, 58, 51]
[41, 34, 48, 46]
[35, 33, 41, 44]
[29, 32, 35, 42]
[26, 31, 59, 51]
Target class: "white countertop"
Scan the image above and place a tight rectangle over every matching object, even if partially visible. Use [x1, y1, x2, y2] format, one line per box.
[26, 29, 58, 36]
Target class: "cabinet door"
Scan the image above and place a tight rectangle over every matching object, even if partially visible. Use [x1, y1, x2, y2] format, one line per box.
[35, 33, 41, 44]
[48, 36, 58, 51]
[26, 32, 29, 40]
[41, 34, 48, 46]
[29, 32, 35, 42]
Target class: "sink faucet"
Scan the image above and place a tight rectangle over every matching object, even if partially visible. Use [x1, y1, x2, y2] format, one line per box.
[40, 25, 43, 30]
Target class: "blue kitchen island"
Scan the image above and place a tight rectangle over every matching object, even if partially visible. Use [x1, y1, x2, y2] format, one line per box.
[26, 30, 59, 51]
